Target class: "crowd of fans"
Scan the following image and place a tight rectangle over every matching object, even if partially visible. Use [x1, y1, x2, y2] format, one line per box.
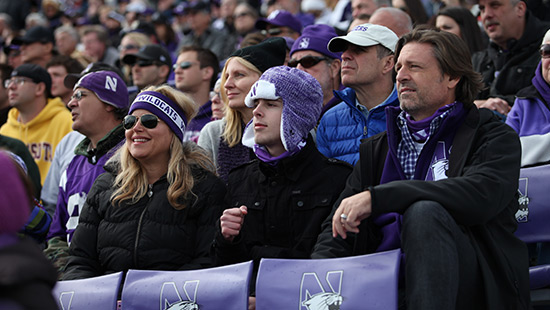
[1, 0, 550, 309]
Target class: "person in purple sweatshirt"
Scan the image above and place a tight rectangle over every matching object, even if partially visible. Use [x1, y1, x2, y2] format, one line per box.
[46, 70, 129, 277]
[506, 29, 550, 167]
[312, 29, 530, 309]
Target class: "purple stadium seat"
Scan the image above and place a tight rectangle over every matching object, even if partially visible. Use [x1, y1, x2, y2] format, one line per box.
[515, 164, 550, 306]
[52, 272, 123, 310]
[120, 261, 253, 310]
[255, 249, 401, 310]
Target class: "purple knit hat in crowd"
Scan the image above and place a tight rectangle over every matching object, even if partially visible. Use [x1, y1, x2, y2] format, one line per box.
[129, 91, 188, 142]
[73, 71, 129, 109]
[0, 152, 31, 234]
[290, 24, 341, 59]
[243, 66, 322, 152]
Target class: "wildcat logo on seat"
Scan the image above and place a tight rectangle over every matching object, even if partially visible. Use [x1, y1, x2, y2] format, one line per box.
[515, 177, 529, 223]
[161, 280, 200, 310]
[300, 271, 343, 310]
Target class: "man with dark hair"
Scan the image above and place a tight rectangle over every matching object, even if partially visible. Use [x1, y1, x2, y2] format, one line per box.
[40, 62, 126, 216]
[80, 25, 119, 67]
[0, 64, 72, 185]
[46, 70, 129, 277]
[313, 29, 530, 309]
[174, 45, 219, 141]
[0, 64, 13, 125]
[13, 26, 56, 68]
[46, 55, 85, 104]
[473, 0, 550, 115]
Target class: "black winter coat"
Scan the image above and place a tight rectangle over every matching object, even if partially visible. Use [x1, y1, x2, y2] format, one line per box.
[472, 11, 550, 106]
[63, 163, 226, 280]
[213, 140, 352, 267]
[312, 107, 531, 309]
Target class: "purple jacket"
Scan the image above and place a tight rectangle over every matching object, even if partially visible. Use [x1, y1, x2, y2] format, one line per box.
[184, 101, 212, 142]
[506, 61, 550, 166]
[47, 125, 124, 242]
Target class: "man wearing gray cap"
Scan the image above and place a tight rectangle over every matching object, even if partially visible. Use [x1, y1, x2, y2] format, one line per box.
[316, 23, 399, 165]
[45, 70, 129, 277]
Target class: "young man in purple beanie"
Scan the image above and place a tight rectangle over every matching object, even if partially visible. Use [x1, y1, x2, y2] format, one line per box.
[289, 24, 343, 117]
[46, 70, 129, 277]
[213, 66, 352, 308]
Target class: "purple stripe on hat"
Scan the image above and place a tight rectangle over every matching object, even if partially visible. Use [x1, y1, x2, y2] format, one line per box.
[130, 91, 188, 141]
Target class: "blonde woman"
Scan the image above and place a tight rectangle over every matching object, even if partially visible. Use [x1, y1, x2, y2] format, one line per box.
[62, 85, 226, 280]
[198, 37, 287, 182]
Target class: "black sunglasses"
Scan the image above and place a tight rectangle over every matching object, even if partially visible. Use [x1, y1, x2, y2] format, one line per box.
[540, 44, 550, 59]
[134, 60, 159, 67]
[288, 56, 329, 68]
[123, 114, 160, 130]
[173, 61, 198, 70]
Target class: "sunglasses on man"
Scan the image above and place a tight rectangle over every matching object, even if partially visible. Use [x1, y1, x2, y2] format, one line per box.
[540, 44, 550, 59]
[134, 60, 162, 67]
[288, 55, 330, 69]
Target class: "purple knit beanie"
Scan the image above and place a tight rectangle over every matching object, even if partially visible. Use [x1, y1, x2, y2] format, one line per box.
[244, 66, 322, 152]
[0, 152, 31, 234]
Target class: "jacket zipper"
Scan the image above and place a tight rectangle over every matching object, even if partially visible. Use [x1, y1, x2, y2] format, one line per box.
[133, 184, 154, 267]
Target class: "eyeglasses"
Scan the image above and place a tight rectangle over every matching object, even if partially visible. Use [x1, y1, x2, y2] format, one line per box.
[260, 28, 283, 36]
[288, 56, 329, 68]
[540, 44, 550, 59]
[70, 90, 89, 101]
[123, 114, 160, 130]
[119, 44, 139, 52]
[4, 77, 33, 88]
[173, 61, 199, 70]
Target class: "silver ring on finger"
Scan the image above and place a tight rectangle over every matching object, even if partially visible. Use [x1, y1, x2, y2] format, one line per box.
[340, 213, 348, 221]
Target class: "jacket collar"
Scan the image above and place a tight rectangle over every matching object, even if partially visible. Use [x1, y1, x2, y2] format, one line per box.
[258, 135, 317, 182]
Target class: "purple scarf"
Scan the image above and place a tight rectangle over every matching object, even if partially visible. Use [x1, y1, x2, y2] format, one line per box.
[532, 62, 550, 105]
[373, 102, 468, 252]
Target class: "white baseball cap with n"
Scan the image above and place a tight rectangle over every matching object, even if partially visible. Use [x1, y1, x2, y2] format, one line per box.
[327, 23, 399, 53]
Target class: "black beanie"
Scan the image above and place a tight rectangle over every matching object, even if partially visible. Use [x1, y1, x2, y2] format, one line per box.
[229, 37, 287, 73]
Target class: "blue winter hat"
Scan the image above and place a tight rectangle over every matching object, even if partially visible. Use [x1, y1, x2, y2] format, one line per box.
[243, 66, 322, 152]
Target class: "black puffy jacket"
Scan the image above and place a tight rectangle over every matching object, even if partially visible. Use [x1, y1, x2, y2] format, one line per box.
[63, 163, 226, 280]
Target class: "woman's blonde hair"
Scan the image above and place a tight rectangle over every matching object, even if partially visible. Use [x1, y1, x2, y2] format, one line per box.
[220, 56, 261, 147]
[110, 85, 216, 210]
